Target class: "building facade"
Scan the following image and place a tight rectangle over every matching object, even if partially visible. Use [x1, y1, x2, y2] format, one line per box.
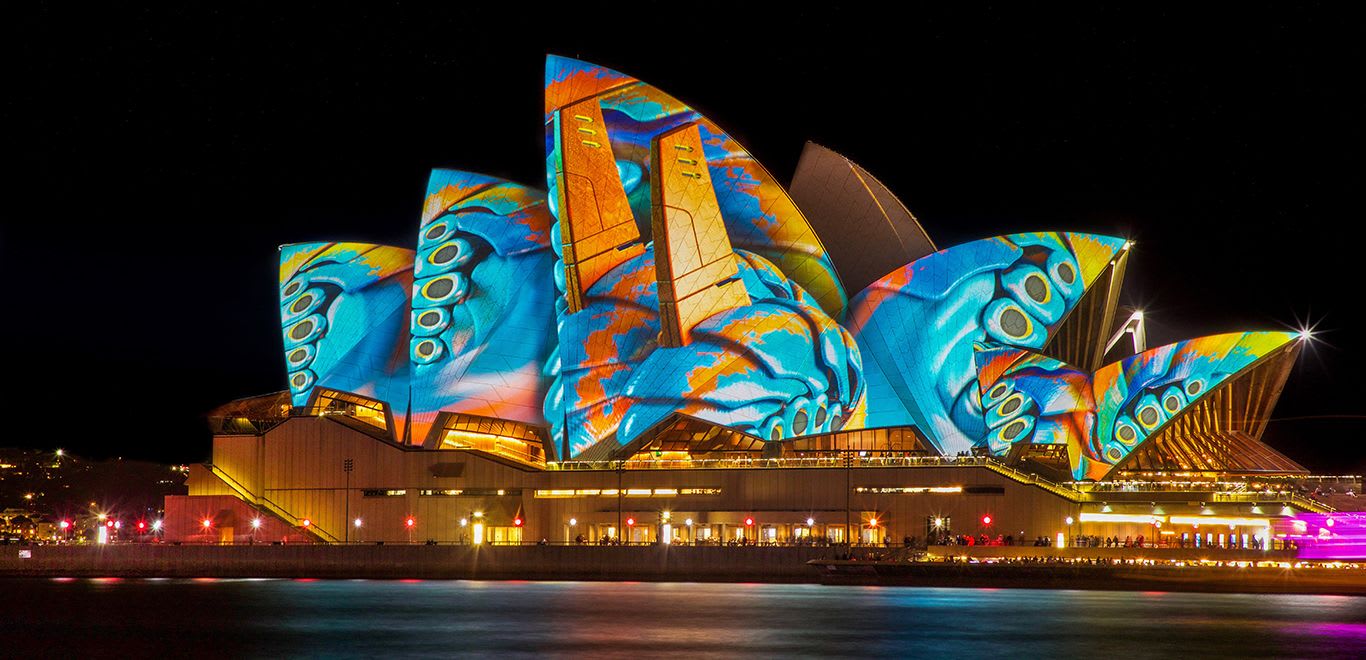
[166, 56, 1344, 549]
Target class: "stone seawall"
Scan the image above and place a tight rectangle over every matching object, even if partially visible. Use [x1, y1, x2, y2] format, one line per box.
[0, 544, 832, 581]
[3, 545, 1363, 595]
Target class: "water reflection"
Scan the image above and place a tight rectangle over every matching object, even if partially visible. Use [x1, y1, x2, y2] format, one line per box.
[3, 579, 1364, 658]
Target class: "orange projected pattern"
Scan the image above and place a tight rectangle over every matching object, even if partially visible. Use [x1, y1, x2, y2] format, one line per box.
[652, 123, 749, 347]
[552, 99, 645, 313]
[545, 55, 846, 318]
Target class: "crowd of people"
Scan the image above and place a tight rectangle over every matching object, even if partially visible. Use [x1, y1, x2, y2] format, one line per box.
[928, 532, 1044, 547]
[1067, 534, 1281, 550]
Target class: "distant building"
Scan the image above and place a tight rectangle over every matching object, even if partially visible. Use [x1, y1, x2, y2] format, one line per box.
[0, 448, 186, 543]
[166, 56, 1356, 550]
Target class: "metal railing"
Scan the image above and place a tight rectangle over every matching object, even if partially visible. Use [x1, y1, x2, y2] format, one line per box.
[548, 454, 995, 471]
[978, 461, 1084, 501]
[1068, 480, 1335, 513]
[1209, 491, 1335, 513]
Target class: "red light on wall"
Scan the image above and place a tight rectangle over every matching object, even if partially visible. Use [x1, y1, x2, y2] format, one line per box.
[626, 517, 635, 526]
[981, 515, 992, 526]
[744, 517, 754, 527]
[513, 517, 523, 527]
[405, 517, 416, 527]
[105, 520, 114, 528]
[137, 521, 146, 530]
[202, 519, 212, 528]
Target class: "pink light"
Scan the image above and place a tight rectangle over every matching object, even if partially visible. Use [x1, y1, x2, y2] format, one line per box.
[1280, 513, 1366, 560]
[982, 515, 993, 525]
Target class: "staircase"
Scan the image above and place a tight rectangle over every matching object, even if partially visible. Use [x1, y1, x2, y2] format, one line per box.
[204, 463, 341, 543]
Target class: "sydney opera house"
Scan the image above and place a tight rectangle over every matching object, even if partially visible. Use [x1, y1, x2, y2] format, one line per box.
[164, 56, 1349, 551]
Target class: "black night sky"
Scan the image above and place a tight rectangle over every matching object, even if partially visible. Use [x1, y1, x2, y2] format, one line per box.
[6, 5, 1363, 473]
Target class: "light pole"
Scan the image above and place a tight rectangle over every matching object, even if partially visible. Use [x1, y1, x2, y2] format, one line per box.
[343, 458, 354, 543]
[844, 450, 853, 546]
[616, 459, 625, 543]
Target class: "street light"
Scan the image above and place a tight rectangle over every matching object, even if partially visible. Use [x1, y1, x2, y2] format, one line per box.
[343, 458, 354, 543]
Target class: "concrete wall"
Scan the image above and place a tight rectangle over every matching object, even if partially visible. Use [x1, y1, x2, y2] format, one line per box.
[164, 495, 313, 544]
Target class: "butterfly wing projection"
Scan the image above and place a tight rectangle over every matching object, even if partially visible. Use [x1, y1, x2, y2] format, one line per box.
[976, 331, 1299, 479]
[408, 170, 558, 446]
[279, 242, 414, 438]
[844, 232, 1127, 455]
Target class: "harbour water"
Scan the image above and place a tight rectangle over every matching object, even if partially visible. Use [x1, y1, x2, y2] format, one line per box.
[3, 579, 1364, 657]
